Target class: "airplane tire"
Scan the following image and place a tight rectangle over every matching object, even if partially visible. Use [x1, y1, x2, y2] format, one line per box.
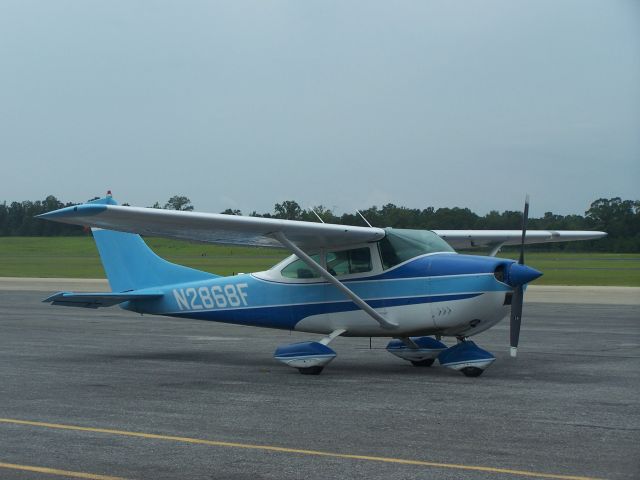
[410, 359, 435, 367]
[298, 366, 324, 375]
[460, 367, 484, 377]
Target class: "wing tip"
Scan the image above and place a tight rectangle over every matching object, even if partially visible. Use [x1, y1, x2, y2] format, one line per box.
[37, 204, 108, 222]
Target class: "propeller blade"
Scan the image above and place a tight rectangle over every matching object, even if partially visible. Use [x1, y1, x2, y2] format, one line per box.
[512, 195, 530, 357]
[518, 194, 530, 265]
[510, 285, 524, 357]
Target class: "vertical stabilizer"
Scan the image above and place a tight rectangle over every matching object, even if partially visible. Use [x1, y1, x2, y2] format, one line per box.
[88, 194, 217, 292]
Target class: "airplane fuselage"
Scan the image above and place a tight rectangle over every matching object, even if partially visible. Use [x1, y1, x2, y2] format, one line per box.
[123, 252, 514, 339]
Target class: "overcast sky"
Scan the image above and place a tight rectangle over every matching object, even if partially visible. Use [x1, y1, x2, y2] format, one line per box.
[1, 0, 638, 217]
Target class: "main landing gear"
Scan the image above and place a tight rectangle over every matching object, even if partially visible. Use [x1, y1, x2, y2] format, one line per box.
[273, 329, 345, 375]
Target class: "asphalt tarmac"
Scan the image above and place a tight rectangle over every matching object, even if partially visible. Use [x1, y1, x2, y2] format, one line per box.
[0, 288, 638, 480]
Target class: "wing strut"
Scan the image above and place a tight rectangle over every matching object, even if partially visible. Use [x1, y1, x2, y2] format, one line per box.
[488, 242, 505, 257]
[272, 232, 398, 330]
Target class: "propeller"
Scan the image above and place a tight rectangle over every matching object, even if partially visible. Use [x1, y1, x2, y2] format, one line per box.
[510, 195, 531, 358]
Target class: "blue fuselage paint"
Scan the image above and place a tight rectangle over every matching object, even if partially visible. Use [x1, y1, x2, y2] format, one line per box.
[123, 253, 513, 333]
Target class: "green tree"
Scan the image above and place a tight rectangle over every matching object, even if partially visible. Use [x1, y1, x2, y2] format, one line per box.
[0, 202, 7, 235]
[586, 197, 640, 251]
[433, 207, 479, 229]
[221, 208, 242, 215]
[2, 194, 639, 251]
[164, 195, 194, 211]
[274, 200, 303, 220]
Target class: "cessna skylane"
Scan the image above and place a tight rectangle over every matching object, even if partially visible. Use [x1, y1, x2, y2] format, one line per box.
[38, 193, 606, 376]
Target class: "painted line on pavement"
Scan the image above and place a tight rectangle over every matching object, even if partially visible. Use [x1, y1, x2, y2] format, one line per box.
[0, 418, 603, 480]
[0, 462, 126, 480]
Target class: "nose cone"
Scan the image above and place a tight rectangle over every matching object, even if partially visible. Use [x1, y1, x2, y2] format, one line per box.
[508, 263, 542, 287]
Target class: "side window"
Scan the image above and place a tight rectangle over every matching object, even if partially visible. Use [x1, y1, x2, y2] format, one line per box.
[281, 254, 320, 279]
[326, 247, 371, 276]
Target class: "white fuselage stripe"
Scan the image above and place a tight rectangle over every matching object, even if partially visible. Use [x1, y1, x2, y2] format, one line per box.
[162, 291, 486, 316]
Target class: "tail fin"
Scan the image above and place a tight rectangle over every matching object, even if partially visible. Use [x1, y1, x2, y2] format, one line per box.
[88, 194, 218, 292]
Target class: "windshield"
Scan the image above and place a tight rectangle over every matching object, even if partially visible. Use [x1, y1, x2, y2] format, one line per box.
[379, 228, 454, 269]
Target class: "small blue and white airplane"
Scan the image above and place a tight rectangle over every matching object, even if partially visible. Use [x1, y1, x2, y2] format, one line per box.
[38, 193, 606, 376]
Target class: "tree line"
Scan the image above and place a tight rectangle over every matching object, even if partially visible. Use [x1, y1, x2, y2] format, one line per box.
[0, 195, 638, 252]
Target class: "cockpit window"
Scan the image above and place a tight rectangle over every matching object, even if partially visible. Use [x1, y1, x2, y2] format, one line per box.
[281, 254, 321, 279]
[379, 228, 454, 269]
[326, 247, 372, 276]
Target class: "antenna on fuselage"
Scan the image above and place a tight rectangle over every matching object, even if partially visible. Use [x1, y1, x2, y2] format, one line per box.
[311, 209, 325, 223]
[356, 210, 374, 228]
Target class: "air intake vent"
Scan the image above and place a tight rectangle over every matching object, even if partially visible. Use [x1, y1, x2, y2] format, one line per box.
[494, 264, 507, 283]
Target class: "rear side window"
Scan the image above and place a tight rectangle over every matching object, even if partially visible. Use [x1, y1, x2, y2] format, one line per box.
[326, 247, 372, 276]
[281, 254, 321, 279]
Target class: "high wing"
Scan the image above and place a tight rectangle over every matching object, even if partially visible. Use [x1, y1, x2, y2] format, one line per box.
[433, 230, 607, 250]
[37, 204, 385, 249]
[38, 203, 606, 251]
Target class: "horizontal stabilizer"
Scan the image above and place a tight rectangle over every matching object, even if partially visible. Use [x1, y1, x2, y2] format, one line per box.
[43, 291, 164, 309]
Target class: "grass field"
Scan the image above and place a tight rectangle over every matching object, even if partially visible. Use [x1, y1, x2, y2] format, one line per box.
[494, 251, 640, 286]
[0, 237, 287, 278]
[1, 237, 638, 286]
